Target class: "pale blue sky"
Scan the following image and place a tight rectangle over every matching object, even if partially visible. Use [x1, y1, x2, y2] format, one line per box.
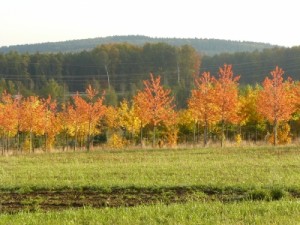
[1, 0, 299, 47]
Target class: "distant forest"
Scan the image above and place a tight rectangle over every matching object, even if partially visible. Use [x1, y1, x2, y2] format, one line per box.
[201, 46, 300, 84]
[0, 35, 275, 56]
[0, 43, 200, 107]
[0, 40, 299, 108]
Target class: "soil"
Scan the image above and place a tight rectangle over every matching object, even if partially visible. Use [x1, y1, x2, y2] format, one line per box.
[0, 187, 298, 213]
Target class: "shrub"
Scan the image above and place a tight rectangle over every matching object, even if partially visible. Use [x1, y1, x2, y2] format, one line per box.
[270, 188, 286, 200]
[247, 189, 269, 201]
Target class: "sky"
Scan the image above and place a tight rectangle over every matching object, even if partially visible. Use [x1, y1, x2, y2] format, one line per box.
[1, 0, 299, 47]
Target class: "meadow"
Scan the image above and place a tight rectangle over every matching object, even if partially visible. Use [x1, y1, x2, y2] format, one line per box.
[1, 146, 300, 224]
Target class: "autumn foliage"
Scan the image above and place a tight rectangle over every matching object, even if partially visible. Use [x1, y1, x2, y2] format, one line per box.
[188, 71, 217, 146]
[134, 73, 176, 146]
[257, 66, 295, 145]
[0, 66, 300, 153]
[188, 65, 239, 146]
[65, 85, 106, 151]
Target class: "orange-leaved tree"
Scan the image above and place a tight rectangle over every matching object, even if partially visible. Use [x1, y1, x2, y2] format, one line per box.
[188, 71, 218, 146]
[213, 64, 240, 147]
[291, 82, 300, 142]
[85, 85, 106, 151]
[65, 96, 85, 151]
[69, 85, 106, 151]
[257, 66, 295, 146]
[0, 92, 19, 152]
[57, 103, 71, 151]
[41, 96, 60, 151]
[134, 73, 175, 146]
[294, 82, 300, 114]
[19, 96, 45, 152]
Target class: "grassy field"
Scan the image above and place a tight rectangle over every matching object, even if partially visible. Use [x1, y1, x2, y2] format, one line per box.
[1, 146, 300, 190]
[1, 201, 300, 225]
[1, 146, 300, 223]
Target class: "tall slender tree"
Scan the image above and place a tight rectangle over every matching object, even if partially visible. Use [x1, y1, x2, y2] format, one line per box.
[257, 66, 295, 146]
[134, 74, 175, 146]
[118, 100, 141, 143]
[0, 92, 18, 152]
[19, 96, 44, 152]
[188, 72, 218, 146]
[41, 96, 60, 151]
[237, 85, 266, 142]
[294, 82, 300, 112]
[70, 85, 106, 151]
[214, 64, 240, 147]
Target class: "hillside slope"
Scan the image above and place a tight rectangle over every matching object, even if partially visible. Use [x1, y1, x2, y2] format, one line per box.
[0, 35, 276, 56]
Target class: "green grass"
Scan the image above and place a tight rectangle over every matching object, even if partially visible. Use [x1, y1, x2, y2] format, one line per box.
[1, 146, 300, 223]
[1, 201, 300, 225]
[1, 146, 300, 191]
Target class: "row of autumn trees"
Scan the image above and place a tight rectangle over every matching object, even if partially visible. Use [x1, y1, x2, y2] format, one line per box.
[0, 64, 300, 153]
[189, 65, 297, 147]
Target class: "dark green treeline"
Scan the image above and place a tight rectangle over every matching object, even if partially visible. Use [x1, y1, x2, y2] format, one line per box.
[202, 46, 300, 84]
[0, 43, 199, 107]
[1, 43, 300, 108]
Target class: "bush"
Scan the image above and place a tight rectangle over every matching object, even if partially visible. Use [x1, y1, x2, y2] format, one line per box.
[247, 189, 269, 201]
[107, 133, 128, 149]
[270, 188, 286, 200]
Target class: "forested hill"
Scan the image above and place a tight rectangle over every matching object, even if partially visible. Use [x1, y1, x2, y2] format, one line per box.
[0, 35, 276, 56]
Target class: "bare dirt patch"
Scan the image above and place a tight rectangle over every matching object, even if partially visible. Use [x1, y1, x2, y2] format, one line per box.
[0, 186, 298, 213]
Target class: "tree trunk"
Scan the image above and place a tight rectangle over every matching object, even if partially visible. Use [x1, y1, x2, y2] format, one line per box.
[255, 127, 258, 143]
[74, 132, 77, 151]
[87, 121, 91, 152]
[221, 120, 225, 148]
[204, 120, 208, 147]
[273, 119, 278, 146]
[1, 136, 4, 155]
[193, 121, 197, 146]
[140, 122, 143, 148]
[30, 131, 33, 153]
[197, 122, 200, 143]
[153, 125, 156, 147]
[17, 131, 20, 152]
[63, 132, 68, 151]
[6, 134, 9, 152]
[44, 133, 47, 152]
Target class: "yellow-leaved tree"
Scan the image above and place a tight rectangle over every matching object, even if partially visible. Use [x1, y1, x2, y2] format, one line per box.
[118, 99, 141, 143]
[104, 105, 123, 148]
[236, 85, 266, 143]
